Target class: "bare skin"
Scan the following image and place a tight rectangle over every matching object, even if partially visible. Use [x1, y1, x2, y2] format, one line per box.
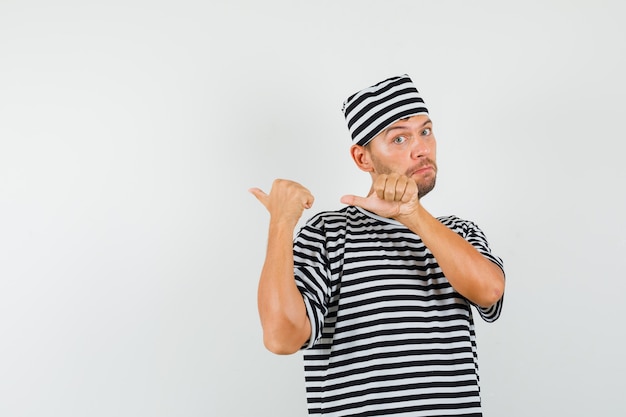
[249, 180, 314, 354]
[250, 115, 505, 354]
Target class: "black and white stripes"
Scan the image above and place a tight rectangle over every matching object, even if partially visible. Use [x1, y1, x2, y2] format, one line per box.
[342, 74, 429, 146]
[294, 206, 504, 416]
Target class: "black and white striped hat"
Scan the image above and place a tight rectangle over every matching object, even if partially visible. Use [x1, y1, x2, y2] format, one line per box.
[341, 74, 429, 146]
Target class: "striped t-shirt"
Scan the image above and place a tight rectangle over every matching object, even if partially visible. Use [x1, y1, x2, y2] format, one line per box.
[293, 206, 504, 416]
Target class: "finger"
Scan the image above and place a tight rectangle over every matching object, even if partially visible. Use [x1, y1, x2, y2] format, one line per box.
[340, 194, 368, 208]
[394, 176, 408, 202]
[303, 192, 315, 209]
[373, 175, 388, 200]
[401, 180, 418, 203]
[248, 187, 269, 208]
[384, 175, 397, 201]
[383, 174, 407, 201]
[294, 184, 315, 209]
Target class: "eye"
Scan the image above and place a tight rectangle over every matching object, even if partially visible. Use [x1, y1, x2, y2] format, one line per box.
[421, 127, 432, 136]
[393, 135, 407, 144]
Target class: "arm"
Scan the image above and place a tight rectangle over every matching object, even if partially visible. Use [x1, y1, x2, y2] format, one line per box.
[397, 206, 504, 308]
[341, 173, 504, 308]
[250, 179, 313, 354]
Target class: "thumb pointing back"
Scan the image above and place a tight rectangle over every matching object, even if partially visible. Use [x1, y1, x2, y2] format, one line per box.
[340, 194, 368, 208]
[249, 187, 269, 209]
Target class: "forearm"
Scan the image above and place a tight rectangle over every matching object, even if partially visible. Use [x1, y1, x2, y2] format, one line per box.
[257, 220, 311, 354]
[397, 207, 505, 308]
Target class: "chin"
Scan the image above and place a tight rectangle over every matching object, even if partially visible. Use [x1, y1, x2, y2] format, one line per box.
[418, 179, 436, 199]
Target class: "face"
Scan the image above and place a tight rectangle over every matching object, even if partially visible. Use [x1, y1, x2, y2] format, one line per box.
[357, 114, 438, 199]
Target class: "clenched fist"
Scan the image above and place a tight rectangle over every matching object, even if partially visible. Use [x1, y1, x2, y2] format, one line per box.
[340, 173, 420, 219]
[249, 179, 315, 227]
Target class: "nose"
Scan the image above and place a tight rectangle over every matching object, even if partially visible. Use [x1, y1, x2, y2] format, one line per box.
[410, 136, 430, 159]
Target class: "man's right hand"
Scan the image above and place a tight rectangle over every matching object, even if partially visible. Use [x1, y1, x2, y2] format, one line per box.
[250, 179, 314, 354]
[249, 179, 315, 227]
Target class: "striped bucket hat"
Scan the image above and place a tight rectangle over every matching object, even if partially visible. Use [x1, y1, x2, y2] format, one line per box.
[341, 74, 429, 146]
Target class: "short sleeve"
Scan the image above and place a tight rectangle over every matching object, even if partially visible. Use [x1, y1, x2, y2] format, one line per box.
[293, 212, 345, 349]
[440, 216, 505, 323]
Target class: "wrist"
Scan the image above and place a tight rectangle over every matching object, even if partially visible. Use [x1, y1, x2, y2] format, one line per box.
[395, 204, 427, 233]
[269, 217, 299, 233]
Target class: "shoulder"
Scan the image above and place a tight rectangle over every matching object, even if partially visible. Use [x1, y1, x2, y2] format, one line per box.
[305, 206, 360, 228]
[298, 207, 352, 238]
[436, 214, 484, 237]
[438, 215, 500, 263]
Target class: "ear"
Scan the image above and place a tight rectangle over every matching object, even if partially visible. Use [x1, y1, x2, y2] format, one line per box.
[350, 144, 373, 172]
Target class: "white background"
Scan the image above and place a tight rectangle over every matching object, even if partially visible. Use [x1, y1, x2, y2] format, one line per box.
[1, 1, 625, 416]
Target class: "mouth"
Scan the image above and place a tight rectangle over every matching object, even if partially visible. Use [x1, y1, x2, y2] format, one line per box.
[409, 165, 435, 176]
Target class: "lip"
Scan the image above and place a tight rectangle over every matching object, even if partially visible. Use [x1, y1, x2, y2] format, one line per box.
[411, 165, 434, 176]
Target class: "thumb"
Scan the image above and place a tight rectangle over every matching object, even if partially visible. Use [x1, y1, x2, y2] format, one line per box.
[340, 194, 369, 208]
[248, 187, 269, 208]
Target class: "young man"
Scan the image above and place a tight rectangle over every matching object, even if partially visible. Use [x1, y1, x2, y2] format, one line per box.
[250, 74, 505, 416]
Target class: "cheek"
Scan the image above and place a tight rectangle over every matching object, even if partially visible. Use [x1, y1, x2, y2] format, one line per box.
[368, 153, 391, 174]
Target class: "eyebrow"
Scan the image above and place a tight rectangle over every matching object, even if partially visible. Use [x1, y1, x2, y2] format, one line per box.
[384, 118, 432, 135]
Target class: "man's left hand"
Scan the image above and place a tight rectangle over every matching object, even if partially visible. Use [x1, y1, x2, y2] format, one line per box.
[340, 173, 420, 219]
